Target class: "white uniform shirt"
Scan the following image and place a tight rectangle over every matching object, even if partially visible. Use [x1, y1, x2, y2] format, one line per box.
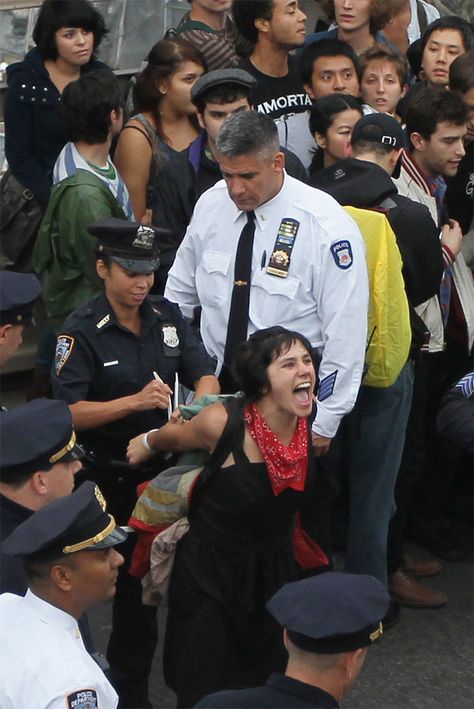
[0, 590, 118, 709]
[165, 172, 369, 438]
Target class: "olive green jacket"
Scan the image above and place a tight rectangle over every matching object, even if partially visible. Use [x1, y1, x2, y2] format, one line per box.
[33, 170, 126, 330]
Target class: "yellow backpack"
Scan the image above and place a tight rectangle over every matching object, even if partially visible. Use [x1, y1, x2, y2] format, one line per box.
[344, 205, 411, 388]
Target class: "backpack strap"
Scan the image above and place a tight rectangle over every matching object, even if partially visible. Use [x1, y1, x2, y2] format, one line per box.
[416, 0, 428, 35]
[192, 397, 245, 497]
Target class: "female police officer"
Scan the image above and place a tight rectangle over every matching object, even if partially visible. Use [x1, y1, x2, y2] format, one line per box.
[51, 217, 219, 708]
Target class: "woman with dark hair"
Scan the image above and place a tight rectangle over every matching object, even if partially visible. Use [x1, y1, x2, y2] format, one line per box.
[127, 326, 330, 707]
[308, 93, 363, 176]
[114, 38, 206, 223]
[4, 0, 108, 208]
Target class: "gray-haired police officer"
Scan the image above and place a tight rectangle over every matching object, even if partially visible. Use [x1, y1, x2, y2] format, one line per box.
[51, 217, 219, 708]
[0, 480, 126, 709]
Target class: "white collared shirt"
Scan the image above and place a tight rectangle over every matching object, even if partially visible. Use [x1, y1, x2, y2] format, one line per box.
[165, 172, 369, 437]
[0, 590, 118, 709]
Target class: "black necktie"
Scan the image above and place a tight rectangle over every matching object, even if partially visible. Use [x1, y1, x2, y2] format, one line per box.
[224, 210, 256, 369]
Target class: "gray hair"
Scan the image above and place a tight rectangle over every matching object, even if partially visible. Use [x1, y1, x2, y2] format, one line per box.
[215, 111, 280, 160]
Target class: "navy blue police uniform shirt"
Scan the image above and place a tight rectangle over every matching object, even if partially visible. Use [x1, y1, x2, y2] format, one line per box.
[51, 293, 215, 460]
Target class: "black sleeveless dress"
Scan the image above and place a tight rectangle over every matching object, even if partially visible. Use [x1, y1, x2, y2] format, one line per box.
[163, 403, 320, 707]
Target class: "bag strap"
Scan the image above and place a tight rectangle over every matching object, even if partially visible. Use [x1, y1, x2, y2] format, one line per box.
[416, 0, 428, 35]
[121, 123, 154, 151]
[191, 397, 245, 499]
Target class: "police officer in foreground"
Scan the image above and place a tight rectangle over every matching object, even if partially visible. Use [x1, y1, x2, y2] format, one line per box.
[196, 572, 389, 708]
[0, 481, 126, 709]
[0, 399, 83, 595]
[0, 270, 41, 369]
[51, 217, 219, 708]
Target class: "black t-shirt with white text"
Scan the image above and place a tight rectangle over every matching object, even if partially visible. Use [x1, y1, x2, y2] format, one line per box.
[239, 56, 311, 120]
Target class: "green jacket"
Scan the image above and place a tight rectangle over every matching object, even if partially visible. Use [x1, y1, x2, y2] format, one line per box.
[33, 170, 126, 330]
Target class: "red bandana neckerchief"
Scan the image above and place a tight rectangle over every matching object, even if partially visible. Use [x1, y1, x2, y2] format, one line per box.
[243, 402, 308, 496]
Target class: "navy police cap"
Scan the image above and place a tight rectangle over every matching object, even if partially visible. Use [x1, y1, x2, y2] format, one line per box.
[0, 271, 41, 325]
[191, 68, 256, 104]
[2, 480, 127, 559]
[88, 218, 168, 273]
[267, 572, 390, 654]
[0, 399, 84, 480]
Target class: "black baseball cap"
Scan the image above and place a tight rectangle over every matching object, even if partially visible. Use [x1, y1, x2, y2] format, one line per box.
[351, 113, 405, 150]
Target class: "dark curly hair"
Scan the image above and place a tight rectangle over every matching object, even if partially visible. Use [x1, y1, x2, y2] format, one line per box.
[60, 70, 122, 144]
[232, 0, 274, 46]
[32, 0, 107, 61]
[231, 327, 315, 401]
[405, 85, 469, 147]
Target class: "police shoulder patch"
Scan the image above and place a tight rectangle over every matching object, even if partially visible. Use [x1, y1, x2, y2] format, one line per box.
[318, 370, 338, 402]
[66, 688, 98, 708]
[55, 335, 75, 375]
[330, 240, 353, 270]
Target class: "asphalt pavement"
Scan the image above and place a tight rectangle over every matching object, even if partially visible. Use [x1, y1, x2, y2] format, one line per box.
[87, 550, 473, 709]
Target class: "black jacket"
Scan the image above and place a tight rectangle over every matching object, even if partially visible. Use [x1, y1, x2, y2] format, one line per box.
[152, 131, 308, 293]
[0, 494, 31, 594]
[310, 158, 444, 350]
[446, 141, 474, 235]
[4, 47, 107, 207]
[196, 673, 339, 708]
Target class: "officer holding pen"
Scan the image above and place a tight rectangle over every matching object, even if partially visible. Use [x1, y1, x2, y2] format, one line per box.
[51, 217, 219, 708]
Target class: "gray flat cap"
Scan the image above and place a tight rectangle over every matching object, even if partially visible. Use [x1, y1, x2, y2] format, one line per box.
[191, 68, 256, 104]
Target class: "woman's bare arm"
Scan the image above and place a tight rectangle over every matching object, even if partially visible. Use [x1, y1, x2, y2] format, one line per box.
[127, 402, 228, 465]
[114, 121, 152, 221]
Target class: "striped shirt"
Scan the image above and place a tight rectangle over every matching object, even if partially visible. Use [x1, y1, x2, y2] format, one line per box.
[175, 13, 251, 71]
[53, 142, 134, 220]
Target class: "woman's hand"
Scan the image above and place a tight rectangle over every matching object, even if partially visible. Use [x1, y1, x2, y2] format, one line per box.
[127, 433, 155, 465]
[132, 380, 172, 412]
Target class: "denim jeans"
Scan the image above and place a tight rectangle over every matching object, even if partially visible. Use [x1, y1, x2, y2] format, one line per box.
[344, 361, 414, 585]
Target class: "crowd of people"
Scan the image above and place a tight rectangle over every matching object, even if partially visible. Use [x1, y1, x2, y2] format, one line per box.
[0, 0, 473, 707]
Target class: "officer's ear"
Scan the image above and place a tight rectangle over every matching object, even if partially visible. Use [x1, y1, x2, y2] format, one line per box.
[96, 258, 109, 281]
[344, 647, 368, 683]
[30, 470, 52, 496]
[0, 323, 12, 343]
[50, 560, 76, 593]
[272, 151, 285, 173]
